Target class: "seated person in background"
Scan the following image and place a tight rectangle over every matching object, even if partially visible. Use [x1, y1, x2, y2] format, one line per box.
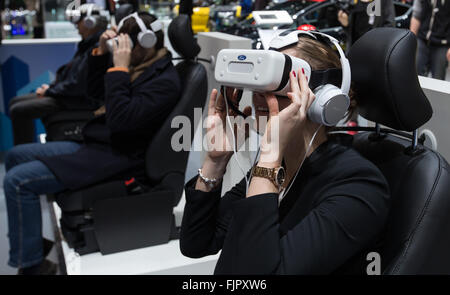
[8, 4, 108, 146]
[180, 35, 390, 274]
[3, 12, 181, 275]
[337, 0, 395, 49]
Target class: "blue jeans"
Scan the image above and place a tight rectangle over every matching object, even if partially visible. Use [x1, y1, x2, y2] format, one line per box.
[3, 141, 81, 268]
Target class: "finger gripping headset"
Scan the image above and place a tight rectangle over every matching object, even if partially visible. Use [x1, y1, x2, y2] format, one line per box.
[117, 12, 163, 49]
[214, 30, 351, 126]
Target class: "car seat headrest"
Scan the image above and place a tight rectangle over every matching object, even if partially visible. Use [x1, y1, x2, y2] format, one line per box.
[168, 14, 201, 60]
[348, 28, 432, 131]
[115, 4, 134, 24]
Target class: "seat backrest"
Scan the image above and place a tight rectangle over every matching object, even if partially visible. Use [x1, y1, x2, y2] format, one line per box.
[347, 28, 450, 274]
[145, 15, 207, 205]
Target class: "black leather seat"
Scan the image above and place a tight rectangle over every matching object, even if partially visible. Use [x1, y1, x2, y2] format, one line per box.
[54, 15, 207, 255]
[42, 110, 95, 142]
[337, 28, 450, 274]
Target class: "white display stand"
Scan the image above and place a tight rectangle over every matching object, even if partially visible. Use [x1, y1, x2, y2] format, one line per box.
[257, 28, 284, 49]
[50, 192, 219, 275]
[44, 21, 80, 39]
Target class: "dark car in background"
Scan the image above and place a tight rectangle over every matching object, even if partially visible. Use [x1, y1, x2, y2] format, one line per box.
[222, 0, 412, 48]
[294, 0, 412, 41]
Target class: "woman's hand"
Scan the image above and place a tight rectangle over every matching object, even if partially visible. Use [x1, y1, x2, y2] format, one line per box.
[259, 69, 316, 167]
[204, 88, 252, 166]
[196, 88, 251, 191]
[97, 28, 117, 56]
[338, 10, 349, 27]
[112, 34, 132, 69]
[447, 48, 450, 62]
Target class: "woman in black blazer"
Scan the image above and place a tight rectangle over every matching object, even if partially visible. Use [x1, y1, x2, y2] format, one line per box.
[180, 36, 390, 274]
[3, 12, 181, 274]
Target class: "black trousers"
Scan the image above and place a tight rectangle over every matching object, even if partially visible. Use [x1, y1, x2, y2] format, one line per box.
[9, 93, 62, 145]
[416, 38, 449, 80]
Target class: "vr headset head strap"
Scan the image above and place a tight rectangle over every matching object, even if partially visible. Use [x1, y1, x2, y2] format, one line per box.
[269, 30, 351, 94]
[118, 12, 162, 33]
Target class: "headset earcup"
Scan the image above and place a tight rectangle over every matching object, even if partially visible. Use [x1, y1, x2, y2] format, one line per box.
[308, 84, 350, 126]
[84, 16, 96, 29]
[138, 30, 157, 48]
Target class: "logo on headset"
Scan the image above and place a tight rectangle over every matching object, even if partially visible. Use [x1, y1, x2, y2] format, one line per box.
[238, 55, 247, 61]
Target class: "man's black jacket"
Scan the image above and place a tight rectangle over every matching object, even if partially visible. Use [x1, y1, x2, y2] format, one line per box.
[44, 31, 103, 110]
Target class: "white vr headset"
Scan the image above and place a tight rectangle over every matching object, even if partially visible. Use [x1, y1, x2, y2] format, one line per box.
[214, 30, 351, 126]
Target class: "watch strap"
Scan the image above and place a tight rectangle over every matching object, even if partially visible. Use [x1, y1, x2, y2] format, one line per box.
[252, 165, 278, 187]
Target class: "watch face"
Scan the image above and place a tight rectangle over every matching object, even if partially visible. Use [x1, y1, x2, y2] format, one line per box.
[276, 167, 286, 186]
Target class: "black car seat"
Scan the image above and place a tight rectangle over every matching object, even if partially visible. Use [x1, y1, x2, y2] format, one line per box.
[54, 15, 207, 255]
[335, 28, 450, 274]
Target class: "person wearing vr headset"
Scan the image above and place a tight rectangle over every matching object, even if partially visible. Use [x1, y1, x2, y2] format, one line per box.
[8, 3, 108, 146]
[180, 30, 390, 274]
[2, 11, 181, 275]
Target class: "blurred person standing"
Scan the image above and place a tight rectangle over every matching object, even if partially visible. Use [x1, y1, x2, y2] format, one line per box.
[410, 0, 450, 80]
[337, 0, 395, 49]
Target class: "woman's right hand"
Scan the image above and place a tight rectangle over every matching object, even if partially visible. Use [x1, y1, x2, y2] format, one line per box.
[201, 88, 252, 180]
[97, 28, 118, 55]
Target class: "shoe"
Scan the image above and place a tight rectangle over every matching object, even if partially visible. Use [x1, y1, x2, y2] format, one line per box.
[17, 259, 57, 275]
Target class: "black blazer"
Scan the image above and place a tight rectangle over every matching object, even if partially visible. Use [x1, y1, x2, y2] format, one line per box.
[39, 53, 181, 190]
[180, 135, 390, 274]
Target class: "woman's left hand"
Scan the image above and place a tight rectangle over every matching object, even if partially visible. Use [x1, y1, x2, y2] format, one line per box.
[112, 34, 132, 69]
[259, 68, 316, 166]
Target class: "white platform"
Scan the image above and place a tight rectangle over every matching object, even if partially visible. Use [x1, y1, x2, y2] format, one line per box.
[52, 194, 219, 275]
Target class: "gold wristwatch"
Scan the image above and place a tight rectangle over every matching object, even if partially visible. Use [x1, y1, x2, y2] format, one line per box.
[251, 165, 286, 190]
